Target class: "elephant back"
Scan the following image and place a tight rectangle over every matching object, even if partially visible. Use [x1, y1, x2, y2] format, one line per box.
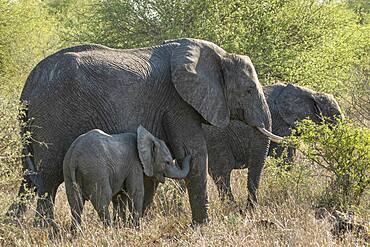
[21, 44, 110, 101]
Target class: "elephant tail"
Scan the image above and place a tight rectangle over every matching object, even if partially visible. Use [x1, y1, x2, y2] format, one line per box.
[63, 143, 79, 193]
[19, 102, 45, 196]
[63, 146, 84, 215]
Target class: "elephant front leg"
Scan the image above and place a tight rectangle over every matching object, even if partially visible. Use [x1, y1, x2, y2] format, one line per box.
[128, 196, 143, 229]
[246, 162, 264, 208]
[125, 173, 144, 228]
[142, 176, 159, 215]
[185, 149, 209, 225]
[163, 111, 209, 224]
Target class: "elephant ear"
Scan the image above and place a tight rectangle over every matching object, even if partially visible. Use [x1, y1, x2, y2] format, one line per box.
[170, 39, 230, 128]
[276, 84, 321, 127]
[137, 125, 156, 177]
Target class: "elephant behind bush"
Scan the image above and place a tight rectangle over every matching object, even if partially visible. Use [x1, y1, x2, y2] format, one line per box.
[205, 83, 343, 204]
[265, 83, 343, 160]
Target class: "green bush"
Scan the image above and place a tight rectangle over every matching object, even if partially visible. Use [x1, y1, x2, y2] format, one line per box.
[345, 45, 370, 127]
[286, 118, 370, 210]
[54, 0, 368, 96]
[0, 0, 59, 189]
[263, 155, 319, 204]
[0, 0, 59, 94]
[0, 98, 24, 190]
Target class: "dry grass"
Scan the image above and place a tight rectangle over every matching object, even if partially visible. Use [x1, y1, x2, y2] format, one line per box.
[0, 163, 368, 247]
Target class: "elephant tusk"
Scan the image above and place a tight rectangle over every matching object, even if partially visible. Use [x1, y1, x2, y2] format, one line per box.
[257, 127, 284, 143]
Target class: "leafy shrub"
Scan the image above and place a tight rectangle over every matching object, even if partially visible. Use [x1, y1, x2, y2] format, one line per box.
[0, 0, 59, 93]
[54, 0, 368, 95]
[286, 118, 370, 210]
[263, 154, 319, 205]
[345, 47, 370, 127]
[0, 0, 58, 190]
[0, 97, 24, 190]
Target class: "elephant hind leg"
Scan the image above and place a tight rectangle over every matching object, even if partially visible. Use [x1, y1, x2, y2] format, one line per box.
[112, 190, 128, 225]
[213, 172, 236, 205]
[90, 185, 113, 227]
[70, 198, 85, 234]
[96, 206, 112, 227]
[33, 180, 60, 229]
[65, 181, 85, 233]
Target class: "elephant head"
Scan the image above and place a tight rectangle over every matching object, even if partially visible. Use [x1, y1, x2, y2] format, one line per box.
[137, 125, 190, 183]
[167, 38, 282, 142]
[270, 83, 343, 128]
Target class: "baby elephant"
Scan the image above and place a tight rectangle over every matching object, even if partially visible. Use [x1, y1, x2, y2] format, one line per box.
[63, 125, 190, 231]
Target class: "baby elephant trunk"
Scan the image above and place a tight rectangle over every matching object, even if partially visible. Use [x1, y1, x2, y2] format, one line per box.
[164, 155, 191, 179]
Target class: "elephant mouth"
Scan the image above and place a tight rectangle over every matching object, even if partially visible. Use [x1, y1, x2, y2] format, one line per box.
[256, 127, 284, 143]
[242, 109, 283, 143]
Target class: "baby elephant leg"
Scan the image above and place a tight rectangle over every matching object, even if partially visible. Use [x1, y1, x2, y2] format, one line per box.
[65, 181, 85, 234]
[90, 184, 113, 227]
[112, 190, 128, 224]
[97, 206, 111, 227]
[125, 175, 144, 228]
[70, 198, 85, 234]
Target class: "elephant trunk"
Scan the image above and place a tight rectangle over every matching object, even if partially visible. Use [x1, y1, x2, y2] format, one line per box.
[243, 83, 272, 130]
[257, 127, 284, 143]
[164, 155, 191, 179]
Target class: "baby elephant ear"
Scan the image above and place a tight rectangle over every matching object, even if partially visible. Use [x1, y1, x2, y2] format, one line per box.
[137, 125, 155, 177]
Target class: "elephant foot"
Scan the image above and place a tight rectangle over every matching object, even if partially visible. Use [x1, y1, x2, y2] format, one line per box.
[246, 198, 257, 210]
[47, 222, 61, 241]
[6, 202, 28, 219]
[224, 197, 238, 208]
[191, 215, 210, 226]
[239, 198, 257, 214]
[33, 215, 54, 228]
[33, 195, 56, 228]
[33, 208, 56, 229]
[191, 216, 209, 226]
[189, 219, 209, 229]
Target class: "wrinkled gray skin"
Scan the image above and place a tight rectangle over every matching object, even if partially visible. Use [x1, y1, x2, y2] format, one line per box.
[204, 121, 270, 207]
[63, 126, 190, 231]
[7, 38, 274, 226]
[205, 83, 342, 204]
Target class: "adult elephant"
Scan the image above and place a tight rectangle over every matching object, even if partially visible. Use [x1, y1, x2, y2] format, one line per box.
[205, 83, 342, 204]
[6, 38, 281, 226]
[265, 83, 342, 160]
